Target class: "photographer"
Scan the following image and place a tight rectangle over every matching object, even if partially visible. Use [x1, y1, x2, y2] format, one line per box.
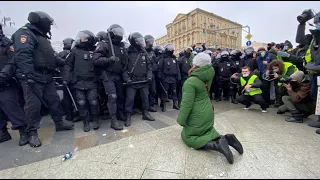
[277, 71, 315, 123]
[231, 66, 268, 112]
[266, 59, 299, 106]
[296, 9, 320, 130]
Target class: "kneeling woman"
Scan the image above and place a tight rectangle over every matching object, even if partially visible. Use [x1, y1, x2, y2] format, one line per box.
[177, 52, 243, 164]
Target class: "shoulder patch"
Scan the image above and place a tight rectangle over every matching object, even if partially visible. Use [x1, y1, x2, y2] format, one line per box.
[9, 45, 14, 52]
[20, 35, 28, 44]
[21, 26, 28, 30]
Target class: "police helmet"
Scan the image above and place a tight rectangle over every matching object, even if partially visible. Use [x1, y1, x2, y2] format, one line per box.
[107, 24, 125, 39]
[245, 47, 254, 56]
[129, 32, 146, 48]
[220, 50, 229, 58]
[28, 11, 55, 33]
[153, 45, 165, 55]
[144, 35, 155, 49]
[73, 30, 96, 48]
[62, 38, 74, 50]
[179, 50, 185, 57]
[96, 31, 108, 42]
[121, 41, 130, 49]
[314, 11, 320, 24]
[165, 43, 175, 53]
[230, 49, 242, 58]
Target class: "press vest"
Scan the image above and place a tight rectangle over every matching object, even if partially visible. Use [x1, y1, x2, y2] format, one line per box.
[277, 62, 299, 86]
[305, 38, 320, 74]
[240, 75, 262, 96]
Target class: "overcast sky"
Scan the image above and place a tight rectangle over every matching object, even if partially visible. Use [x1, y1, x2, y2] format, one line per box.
[1, 1, 319, 46]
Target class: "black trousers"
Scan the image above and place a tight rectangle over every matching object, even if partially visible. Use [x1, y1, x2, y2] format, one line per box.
[20, 81, 62, 132]
[148, 74, 157, 107]
[75, 88, 99, 118]
[237, 94, 268, 109]
[103, 79, 125, 116]
[0, 85, 26, 130]
[217, 77, 232, 98]
[162, 82, 178, 101]
[178, 78, 187, 102]
[125, 86, 149, 113]
[261, 80, 271, 104]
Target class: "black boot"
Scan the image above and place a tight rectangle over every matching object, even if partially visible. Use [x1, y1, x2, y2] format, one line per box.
[173, 101, 180, 110]
[274, 94, 281, 108]
[224, 97, 229, 101]
[277, 110, 285, 114]
[110, 115, 123, 130]
[142, 110, 155, 121]
[230, 95, 238, 104]
[224, 134, 243, 154]
[178, 100, 181, 108]
[65, 114, 73, 121]
[28, 130, 41, 148]
[285, 110, 303, 123]
[55, 120, 74, 132]
[216, 97, 222, 102]
[125, 113, 131, 127]
[83, 116, 90, 132]
[117, 111, 126, 121]
[0, 127, 12, 143]
[316, 129, 320, 134]
[72, 115, 81, 123]
[308, 116, 320, 128]
[162, 101, 166, 112]
[160, 101, 164, 108]
[148, 106, 157, 112]
[92, 116, 100, 130]
[18, 126, 28, 146]
[203, 137, 234, 164]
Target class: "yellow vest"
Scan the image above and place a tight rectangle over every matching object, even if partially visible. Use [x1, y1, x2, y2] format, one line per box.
[305, 38, 320, 74]
[240, 75, 262, 96]
[277, 62, 299, 86]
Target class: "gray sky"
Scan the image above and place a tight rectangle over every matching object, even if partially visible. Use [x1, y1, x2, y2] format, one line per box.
[1, 1, 319, 46]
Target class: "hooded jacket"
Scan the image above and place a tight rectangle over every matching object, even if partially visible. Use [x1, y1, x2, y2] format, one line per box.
[177, 65, 220, 149]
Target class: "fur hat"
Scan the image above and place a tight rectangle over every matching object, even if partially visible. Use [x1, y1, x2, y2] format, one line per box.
[290, 71, 305, 82]
[192, 52, 211, 67]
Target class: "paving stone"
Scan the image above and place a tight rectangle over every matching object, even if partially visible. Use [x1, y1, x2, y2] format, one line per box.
[74, 133, 99, 151]
[142, 169, 184, 179]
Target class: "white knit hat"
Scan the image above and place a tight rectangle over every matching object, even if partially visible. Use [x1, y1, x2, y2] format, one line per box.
[193, 52, 211, 67]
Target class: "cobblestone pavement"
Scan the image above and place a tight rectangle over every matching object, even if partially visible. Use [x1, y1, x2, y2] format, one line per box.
[1, 101, 320, 179]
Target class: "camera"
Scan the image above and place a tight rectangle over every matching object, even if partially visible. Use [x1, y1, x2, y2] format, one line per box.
[280, 77, 292, 84]
[297, 9, 315, 24]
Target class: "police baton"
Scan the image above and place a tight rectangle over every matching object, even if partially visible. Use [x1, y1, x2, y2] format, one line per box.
[159, 82, 168, 98]
[27, 82, 49, 109]
[122, 80, 147, 86]
[107, 32, 116, 57]
[64, 84, 79, 112]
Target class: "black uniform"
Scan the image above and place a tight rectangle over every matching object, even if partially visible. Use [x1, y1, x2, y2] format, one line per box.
[230, 50, 244, 103]
[178, 51, 192, 105]
[216, 51, 237, 101]
[157, 44, 180, 112]
[153, 45, 165, 106]
[93, 25, 127, 130]
[123, 32, 155, 127]
[63, 30, 99, 132]
[12, 11, 74, 148]
[0, 34, 28, 145]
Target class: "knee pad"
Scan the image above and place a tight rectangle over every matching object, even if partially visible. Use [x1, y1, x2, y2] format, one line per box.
[77, 100, 86, 106]
[90, 100, 98, 106]
[172, 90, 177, 94]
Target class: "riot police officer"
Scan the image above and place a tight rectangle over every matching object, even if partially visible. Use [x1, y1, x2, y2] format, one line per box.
[0, 23, 28, 146]
[58, 38, 80, 123]
[216, 51, 237, 101]
[144, 35, 157, 112]
[178, 47, 193, 105]
[243, 47, 257, 72]
[229, 50, 244, 104]
[153, 45, 165, 106]
[12, 11, 74, 148]
[93, 25, 127, 131]
[123, 32, 155, 127]
[63, 30, 99, 132]
[158, 43, 181, 112]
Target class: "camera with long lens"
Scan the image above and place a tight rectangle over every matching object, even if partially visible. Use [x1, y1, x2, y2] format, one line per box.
[297, 9, 315, 24]
[280, 77, 292, 84]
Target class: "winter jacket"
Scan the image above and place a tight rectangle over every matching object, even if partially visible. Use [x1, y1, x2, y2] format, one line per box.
[177, 65, 220, 149]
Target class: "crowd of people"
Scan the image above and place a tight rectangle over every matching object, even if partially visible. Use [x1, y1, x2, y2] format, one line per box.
[0, 9, 319, 164]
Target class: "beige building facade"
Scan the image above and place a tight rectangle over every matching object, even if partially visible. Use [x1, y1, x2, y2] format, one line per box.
[156, 8, 243, 55]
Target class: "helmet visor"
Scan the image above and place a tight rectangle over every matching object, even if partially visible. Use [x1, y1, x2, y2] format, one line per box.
[111, 27, 125, 37]
[135, 37, 146, 48]
[165, 44, 175, 51]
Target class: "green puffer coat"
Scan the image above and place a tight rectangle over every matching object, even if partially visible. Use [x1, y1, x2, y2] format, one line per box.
[177, 65, 220, 149]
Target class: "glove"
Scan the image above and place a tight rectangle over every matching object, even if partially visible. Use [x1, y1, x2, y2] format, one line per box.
[63, 81, 69, 85]
[147, 78, 152, 83]
[26, 79, 35, 85]
[95, 41, 109, 56]
[110, 56, 120, 62]
[277, 51, 290, 58]
[126, 80, 133, 85]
